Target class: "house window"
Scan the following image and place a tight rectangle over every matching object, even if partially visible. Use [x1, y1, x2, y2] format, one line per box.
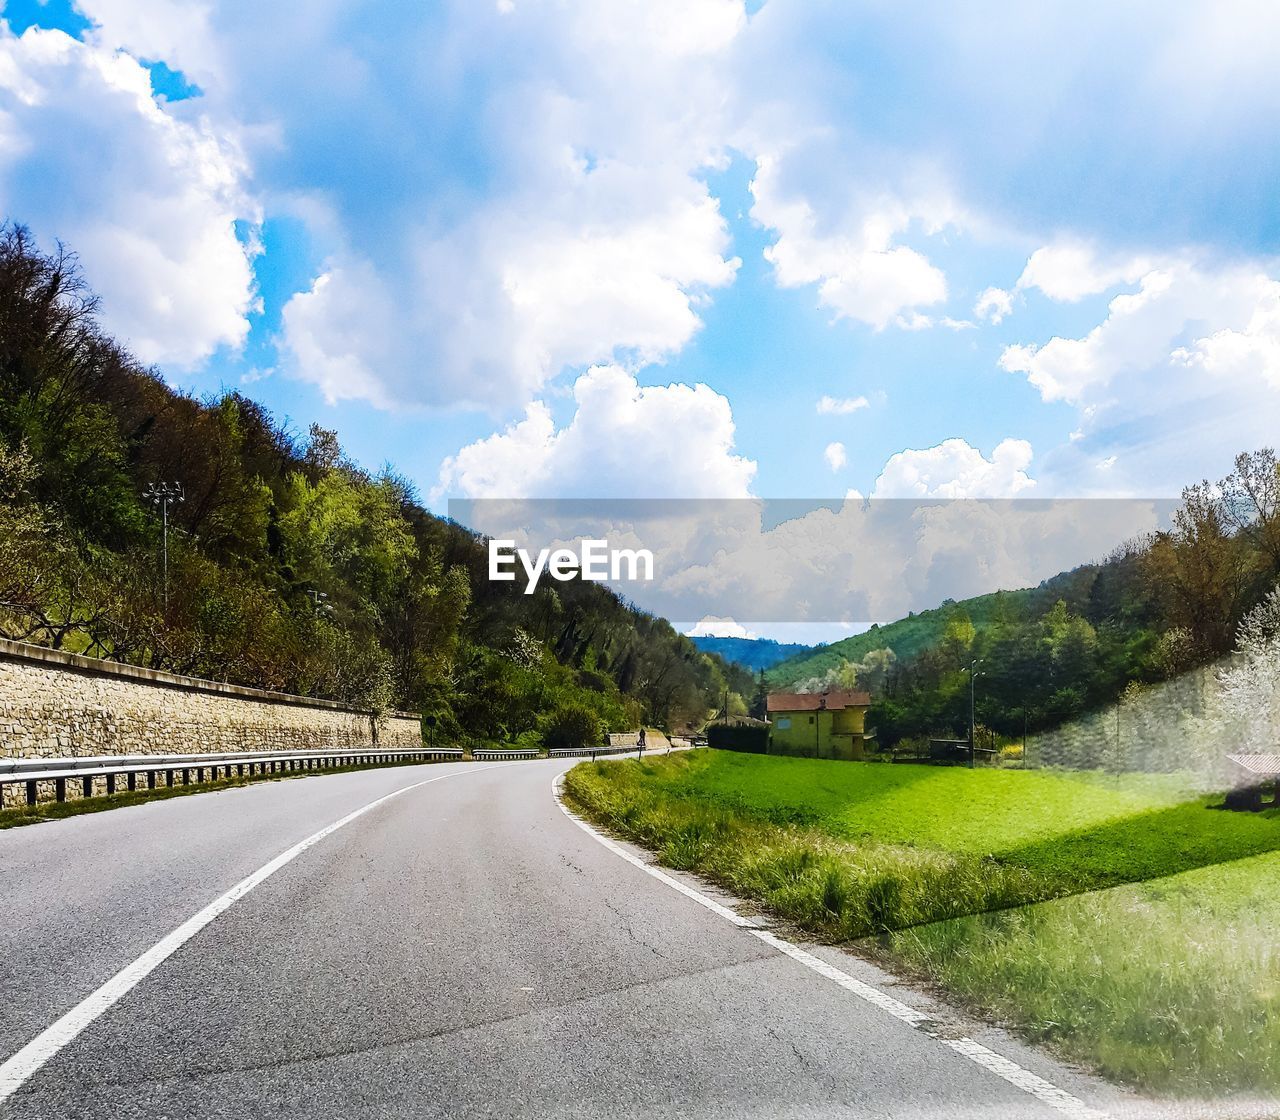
[808, 715, 814, 724]
[776, 717, 791, 730]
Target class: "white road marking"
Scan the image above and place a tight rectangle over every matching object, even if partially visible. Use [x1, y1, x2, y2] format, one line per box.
[553, 773, 754, 928]
[0, 764, 509, 1104]
[552, 771, 1111, 1120]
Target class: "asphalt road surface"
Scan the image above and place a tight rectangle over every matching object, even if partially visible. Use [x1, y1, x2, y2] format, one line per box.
[0, 757, 1131, 1120]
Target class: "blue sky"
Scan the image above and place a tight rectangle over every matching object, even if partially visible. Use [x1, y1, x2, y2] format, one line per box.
[1, 0, 1278, 523]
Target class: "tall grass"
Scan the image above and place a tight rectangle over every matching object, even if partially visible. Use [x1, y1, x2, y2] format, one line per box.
[566, 758, 1056, 939]
[884, 855, 1280, 1094]
[564, 753, 1280, 1094]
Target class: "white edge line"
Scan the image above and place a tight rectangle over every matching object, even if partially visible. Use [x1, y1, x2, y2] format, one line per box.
[0, 763, 509, 1104]
[552, 769, 1111, 1120]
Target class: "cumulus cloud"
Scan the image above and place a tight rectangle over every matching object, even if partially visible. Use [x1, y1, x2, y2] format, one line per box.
[749, 156, 949, 329]
[995, 254, 1280, 494]
[823, 441, 846, 472]
[281, 172, 737, 408]
[66, 0, 746, 410]
[435, 365, 756, 499]
[1000, 260, 1280, 405]
[0, 26, 256, 366]
[686, 616, 756, 638]
[1173, 278, 1280, 389]
[872, 438, 1036, 499]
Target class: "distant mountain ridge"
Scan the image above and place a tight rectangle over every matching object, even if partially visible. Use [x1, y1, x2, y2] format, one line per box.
[690, 635, 813, 672]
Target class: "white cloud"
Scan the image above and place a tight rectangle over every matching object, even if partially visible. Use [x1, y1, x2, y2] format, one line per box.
[686, 616, 756, 639]
[435, 364, 756, 499]
[872, 438, 1036, 499]
[998, 255, 1280, 494]
[74, 0, 220, 88]
[0, 26, 256, 367]
[823, 441, 846, 472]
[1015, 241, 1150, 303]
[280, 170, 738, 409]
[748, 154, 950, 330]
[67, 0, 747, 410]
[1000, 260, 1280, 405]
[974, 286, 1012, 324]
[1173, 277, 1280, 389]
[817, 394, 869, 414]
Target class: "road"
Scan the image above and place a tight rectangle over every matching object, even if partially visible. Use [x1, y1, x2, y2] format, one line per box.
[0, 757, 1128, 1120]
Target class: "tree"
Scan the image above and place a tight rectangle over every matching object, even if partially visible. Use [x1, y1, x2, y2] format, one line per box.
[1216, 585, 1280, 748]
[750, 670, 768, 720]
[1220, 448, 1280, 577]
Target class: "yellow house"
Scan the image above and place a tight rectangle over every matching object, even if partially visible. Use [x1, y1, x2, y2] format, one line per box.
[766, 690, 871, 761]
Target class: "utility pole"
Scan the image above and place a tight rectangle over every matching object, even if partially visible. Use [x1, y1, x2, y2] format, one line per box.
[143, 482, 184, 610]
[963, 658, 984, 769]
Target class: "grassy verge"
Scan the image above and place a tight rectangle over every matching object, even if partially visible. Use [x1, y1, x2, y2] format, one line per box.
[880, 853, 1280, 1095]
[0, 757, 435, 830]
[562, 750, 1280, 1094]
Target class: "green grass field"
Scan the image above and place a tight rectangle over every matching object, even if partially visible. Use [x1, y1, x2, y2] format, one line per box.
[885, 852, 1280, 1094]
[563, 750, 1280, 1094]
[577, 750, 1280, 895]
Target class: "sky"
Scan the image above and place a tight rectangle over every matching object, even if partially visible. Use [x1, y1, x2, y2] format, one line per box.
[2, 0, 1279, 640]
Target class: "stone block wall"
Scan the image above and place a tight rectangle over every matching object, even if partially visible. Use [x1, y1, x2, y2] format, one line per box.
[0, 638, 421, 763]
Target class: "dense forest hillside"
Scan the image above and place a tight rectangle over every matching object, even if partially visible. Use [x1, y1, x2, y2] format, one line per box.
[0, 226, 751, 746]
[689, 635, 812, 672]
[768, 457, 1280, 747]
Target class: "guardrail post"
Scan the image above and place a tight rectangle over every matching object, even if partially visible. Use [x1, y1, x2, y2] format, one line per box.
[106, 773, 116, 795]
[81, 775, 92, 798]
[26, 780, 36, 806]
[127, 772, 137, 792]
[55, 776, 66, 803]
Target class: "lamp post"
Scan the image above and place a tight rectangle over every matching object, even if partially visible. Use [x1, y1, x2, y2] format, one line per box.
[143, 482, 184, 609]
[962, 658, 984, 769]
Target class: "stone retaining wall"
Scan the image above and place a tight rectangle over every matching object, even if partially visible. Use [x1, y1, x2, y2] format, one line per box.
[0, 638, 421, 763]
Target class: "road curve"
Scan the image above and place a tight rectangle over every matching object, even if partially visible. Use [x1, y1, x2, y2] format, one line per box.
[0, 758, 1125, 1119]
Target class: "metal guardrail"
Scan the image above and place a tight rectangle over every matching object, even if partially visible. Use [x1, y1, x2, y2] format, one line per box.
[472, 748, 541, 761]
[547, 746, 639, 759]
[0, 746, 464, 808]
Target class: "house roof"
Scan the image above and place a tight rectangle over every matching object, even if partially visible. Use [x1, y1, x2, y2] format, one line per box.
[1226, 753, 1280, 778]
[767, 690, 871, 713]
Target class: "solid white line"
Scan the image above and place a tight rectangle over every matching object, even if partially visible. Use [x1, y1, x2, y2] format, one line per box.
[552, 771, 1110, 1120]
[552, 773, 753, 927]
[0, 763, 508, 1104]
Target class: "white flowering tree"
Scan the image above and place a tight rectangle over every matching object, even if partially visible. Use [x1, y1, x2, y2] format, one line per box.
[1216, 586, 1280, 749]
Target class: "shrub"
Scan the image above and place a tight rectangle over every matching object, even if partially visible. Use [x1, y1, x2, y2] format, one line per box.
[542, 701, 604, 750]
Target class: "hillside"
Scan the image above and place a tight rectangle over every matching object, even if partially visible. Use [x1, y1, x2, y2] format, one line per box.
[766, 487, 1280, 747]
[765, 588, 1036, 688]
[0, 225, 752, 743]
[689, 635, 811, 672]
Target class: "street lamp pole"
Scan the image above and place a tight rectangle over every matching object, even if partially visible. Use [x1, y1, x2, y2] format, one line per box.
[143, 482, 184, 610]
